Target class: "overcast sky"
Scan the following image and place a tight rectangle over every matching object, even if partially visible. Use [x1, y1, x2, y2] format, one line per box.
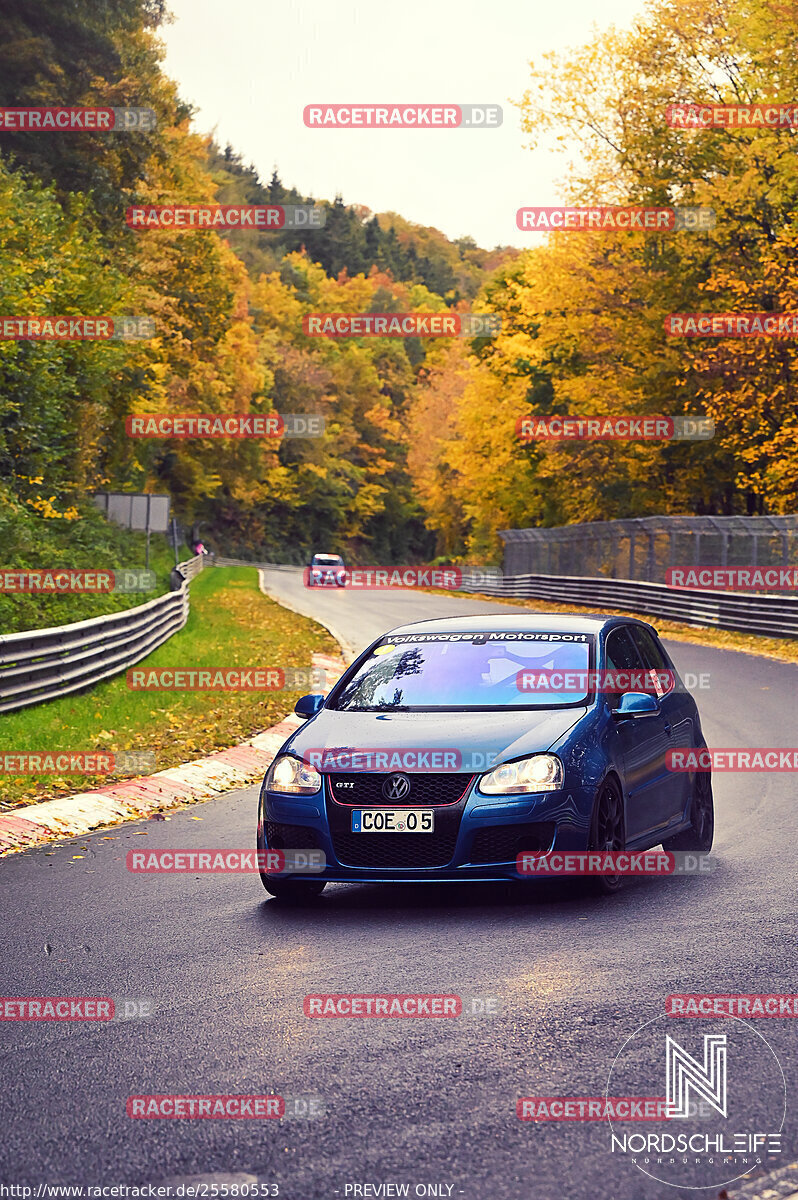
[161, 0, 649, 249]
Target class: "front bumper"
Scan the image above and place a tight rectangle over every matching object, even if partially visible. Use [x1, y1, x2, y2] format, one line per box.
[258, 774, 594, 884]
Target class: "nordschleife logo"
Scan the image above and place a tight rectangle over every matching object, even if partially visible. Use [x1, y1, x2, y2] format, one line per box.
[607, 1013, 785, 1189]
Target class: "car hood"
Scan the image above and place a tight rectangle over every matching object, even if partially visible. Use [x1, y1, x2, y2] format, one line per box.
[283, 706, 587, 770]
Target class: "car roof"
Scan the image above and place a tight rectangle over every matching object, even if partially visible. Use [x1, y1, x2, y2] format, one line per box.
[384, 612, 656, 636]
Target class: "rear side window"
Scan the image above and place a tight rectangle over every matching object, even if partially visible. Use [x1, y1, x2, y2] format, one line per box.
[628, 626, 676, 696]
[628, 626, 669, 671]
[605, 627, 643, 671]
[604, 627, 643, 706]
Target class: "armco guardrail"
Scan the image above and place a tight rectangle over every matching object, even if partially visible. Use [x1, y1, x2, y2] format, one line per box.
[0, 555, 203, 714]
[457, 571, 798, 639]
[213, 556, 299, 572]
[217, 558, 797, 639]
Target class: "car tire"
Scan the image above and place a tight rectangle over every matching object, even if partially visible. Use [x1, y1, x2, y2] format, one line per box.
[260, 875, 326, 902]
[662, 771, 714, 852]
[585, 777, 626, 895]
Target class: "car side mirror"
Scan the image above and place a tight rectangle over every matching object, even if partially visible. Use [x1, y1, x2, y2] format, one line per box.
[612, 691, 660, 720]
[295, 693, 325, 720]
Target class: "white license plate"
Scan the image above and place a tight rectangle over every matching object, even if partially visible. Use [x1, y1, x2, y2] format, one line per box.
[351, 809, 435, 833]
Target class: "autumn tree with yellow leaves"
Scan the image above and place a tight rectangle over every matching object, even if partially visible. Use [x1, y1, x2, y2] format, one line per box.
[410, 0, 798, 559]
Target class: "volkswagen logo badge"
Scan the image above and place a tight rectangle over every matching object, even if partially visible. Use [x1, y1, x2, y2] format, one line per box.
[382, 773, 411, 801]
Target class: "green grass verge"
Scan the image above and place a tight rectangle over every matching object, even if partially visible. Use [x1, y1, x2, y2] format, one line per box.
[0, 566, 339, 811]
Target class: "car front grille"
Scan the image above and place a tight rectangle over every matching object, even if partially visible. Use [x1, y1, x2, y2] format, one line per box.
[326, 773, 473, 807]
[327, 773, 470, 868]
[468, 822, 556, 865]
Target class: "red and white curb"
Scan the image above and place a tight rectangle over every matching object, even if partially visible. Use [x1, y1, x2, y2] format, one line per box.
[0, 651, 347, 857]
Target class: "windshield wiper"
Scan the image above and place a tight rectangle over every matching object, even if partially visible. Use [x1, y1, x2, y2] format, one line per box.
[335, 703, 411, 712]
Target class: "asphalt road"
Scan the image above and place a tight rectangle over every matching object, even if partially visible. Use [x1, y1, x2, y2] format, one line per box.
[1, 569, 797, 1199]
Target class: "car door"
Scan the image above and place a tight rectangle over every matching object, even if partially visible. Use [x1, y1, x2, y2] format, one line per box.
[627, 625, 692, 830]
[604, 625, 675, 841]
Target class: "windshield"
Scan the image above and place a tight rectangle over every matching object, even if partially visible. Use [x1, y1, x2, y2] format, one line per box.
[312, 555, 343, 566]
[330, 632, 593, 711]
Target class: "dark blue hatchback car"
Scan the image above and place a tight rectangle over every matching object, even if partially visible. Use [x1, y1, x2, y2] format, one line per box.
[256, 614, 713, 900]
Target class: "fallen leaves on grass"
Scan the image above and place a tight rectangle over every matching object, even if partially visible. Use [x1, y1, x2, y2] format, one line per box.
[0, 570, 337, 812]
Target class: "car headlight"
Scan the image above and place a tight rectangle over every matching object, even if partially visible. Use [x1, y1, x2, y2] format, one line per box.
[265, 755, 322, 794]
[479, 754, 563, 794]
